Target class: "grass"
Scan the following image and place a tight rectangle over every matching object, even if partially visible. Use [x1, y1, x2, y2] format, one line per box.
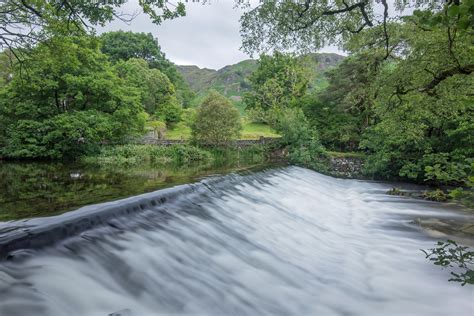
[166, 122, 192, 140]
[165, 121, 280, 140]
[240, 122, 280, 140]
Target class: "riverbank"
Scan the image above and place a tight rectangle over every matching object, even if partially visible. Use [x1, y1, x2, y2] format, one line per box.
[295, 150, 473, 211]
[0, 148, 282, 221]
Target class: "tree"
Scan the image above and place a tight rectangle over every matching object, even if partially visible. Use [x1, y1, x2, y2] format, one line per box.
[114, 58, 182, 123]
[244, 52, 310, 117]
[357, 21, 474, 185]
[0, 35, 146, 159]
[0, 0, 185, 56]
[192, 91, 242, 146]
[303, 51, 382, 151]
[237, 0, 472, 58]
[275, 107, 326, 170]
[100, 31, 194, 107]
[100, 31, 167, 64]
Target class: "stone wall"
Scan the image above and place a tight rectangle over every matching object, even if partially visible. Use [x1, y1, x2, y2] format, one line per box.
[327, 156, 364, 178]
[137, 136, 280, 147]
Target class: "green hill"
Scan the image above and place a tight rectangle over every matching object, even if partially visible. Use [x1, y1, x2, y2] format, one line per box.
[177, 53, 345, 104]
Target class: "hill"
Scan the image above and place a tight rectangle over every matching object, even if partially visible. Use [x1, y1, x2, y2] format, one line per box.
[176, 53, 345, 103]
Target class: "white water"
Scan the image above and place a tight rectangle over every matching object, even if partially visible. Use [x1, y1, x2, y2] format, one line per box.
[0, 167, 473, 316]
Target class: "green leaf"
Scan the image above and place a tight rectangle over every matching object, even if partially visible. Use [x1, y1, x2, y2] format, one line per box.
[447, 5, 460, 17]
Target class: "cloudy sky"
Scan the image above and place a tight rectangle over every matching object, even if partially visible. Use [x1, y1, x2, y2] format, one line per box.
[100, 1, 343, 70]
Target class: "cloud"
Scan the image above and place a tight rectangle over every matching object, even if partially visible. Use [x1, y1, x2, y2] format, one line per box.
[98, 0, 344, 70]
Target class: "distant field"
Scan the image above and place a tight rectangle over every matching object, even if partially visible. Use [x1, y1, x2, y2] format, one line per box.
[240, 122, 280, 140]
[166, 122, 280, 140]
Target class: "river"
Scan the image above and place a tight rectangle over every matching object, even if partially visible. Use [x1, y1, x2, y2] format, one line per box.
[0, 166, 473, 315]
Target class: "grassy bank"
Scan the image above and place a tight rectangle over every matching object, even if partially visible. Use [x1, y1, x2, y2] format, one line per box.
[82, 144, 271, 167]
[166, 122, 280, 140]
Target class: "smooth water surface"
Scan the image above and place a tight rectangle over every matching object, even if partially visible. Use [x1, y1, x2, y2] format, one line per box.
[0, 166, 473, 315]
[0, 160, 269, 221]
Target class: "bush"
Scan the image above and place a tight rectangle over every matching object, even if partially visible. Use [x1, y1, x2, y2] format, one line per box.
[181, 108, 197, 126]
[449, 163, 474, 208]
[2, 111, 116, 159]
[423, 189, 449, 202]
[275, 108, 327, 170]
[157, 96, 182, 124]
[191, 91, 242, 146]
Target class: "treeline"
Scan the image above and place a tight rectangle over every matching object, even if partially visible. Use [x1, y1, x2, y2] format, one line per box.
[241, 5, 473, 199]
[0, 31, 197, 159]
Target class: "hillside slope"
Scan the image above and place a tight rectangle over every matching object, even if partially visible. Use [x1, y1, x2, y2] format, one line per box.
[177, 53, 344, 102]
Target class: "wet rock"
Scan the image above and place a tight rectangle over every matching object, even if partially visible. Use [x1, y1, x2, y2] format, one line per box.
[109, 308, 131, 316]
[327, 157, 364, 178]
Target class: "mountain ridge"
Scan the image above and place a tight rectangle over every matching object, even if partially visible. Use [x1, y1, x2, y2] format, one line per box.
[176, 53, 345, 101]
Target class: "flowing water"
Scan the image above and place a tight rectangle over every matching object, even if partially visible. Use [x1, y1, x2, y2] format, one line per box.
[0, 166, 473, 316]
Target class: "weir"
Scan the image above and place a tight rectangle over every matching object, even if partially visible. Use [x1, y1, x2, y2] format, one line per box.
[0, 166, 472, 316]
[0, 174, 235, 260]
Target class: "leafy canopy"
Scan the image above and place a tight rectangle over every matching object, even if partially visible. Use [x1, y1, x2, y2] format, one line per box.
[100, 31, 194, 107]
[0, 35, 146, 159]
[244, 52, 310, 114]
[192, 91, 242, 146]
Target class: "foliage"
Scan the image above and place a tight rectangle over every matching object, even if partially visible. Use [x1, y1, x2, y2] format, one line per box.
[114, 58, 181, 120]
[303, 52, 382, 151]
[101, 31, 168, 64]
[146, 120, 167, 139]
[176, 53, 339, 107]
[192, 91, 242, 146]
[423, 189, 449, 202]
[2, 111, 116, 159]
[386, 188, 410, 197]
[326, 18, 474, 187]
[302, 94, 361, 152]
[236, 0, 466, 55]
[422, 240, 474, 286]
[181, 108, 197, 126]
[0, 1, 185, 54]
[275, 108, 327, 170]
[244, 52, 310, 114]
[449, 164, 474, 208]
[0, 36, 146, 159]
[100, 31, 194, 107]
[82, 144, 213, 167]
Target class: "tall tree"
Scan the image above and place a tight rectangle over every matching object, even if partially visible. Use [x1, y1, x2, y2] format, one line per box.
[0, 35, 146, 159]
[244, 52, 310, 114]
[237, 0, 473, 60]
[100, 31, 194, 107]
[115, 58, 182, 123]
[0, 0, 185, 56]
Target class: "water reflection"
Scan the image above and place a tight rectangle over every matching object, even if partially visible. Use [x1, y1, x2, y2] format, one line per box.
[0, 160, 275, 221]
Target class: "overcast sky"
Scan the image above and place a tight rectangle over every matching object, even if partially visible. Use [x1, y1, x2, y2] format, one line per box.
[99, 1, 343, 70]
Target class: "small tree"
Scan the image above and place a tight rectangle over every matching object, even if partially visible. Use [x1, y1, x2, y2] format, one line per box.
[192, 91, 242, 146]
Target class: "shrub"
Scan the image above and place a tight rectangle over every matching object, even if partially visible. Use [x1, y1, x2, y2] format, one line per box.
[2, 111, 115, 159]
[275, 108, 327, 170]
[191, 91, 242, 146]
[423, 189, 449, 202]
[422, 240, 474, 286]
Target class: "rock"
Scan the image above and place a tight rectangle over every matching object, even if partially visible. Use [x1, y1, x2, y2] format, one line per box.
[109, 308, 132, 316]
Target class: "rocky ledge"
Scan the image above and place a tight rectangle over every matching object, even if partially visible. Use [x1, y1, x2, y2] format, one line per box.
[327, 156, 364, 178]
